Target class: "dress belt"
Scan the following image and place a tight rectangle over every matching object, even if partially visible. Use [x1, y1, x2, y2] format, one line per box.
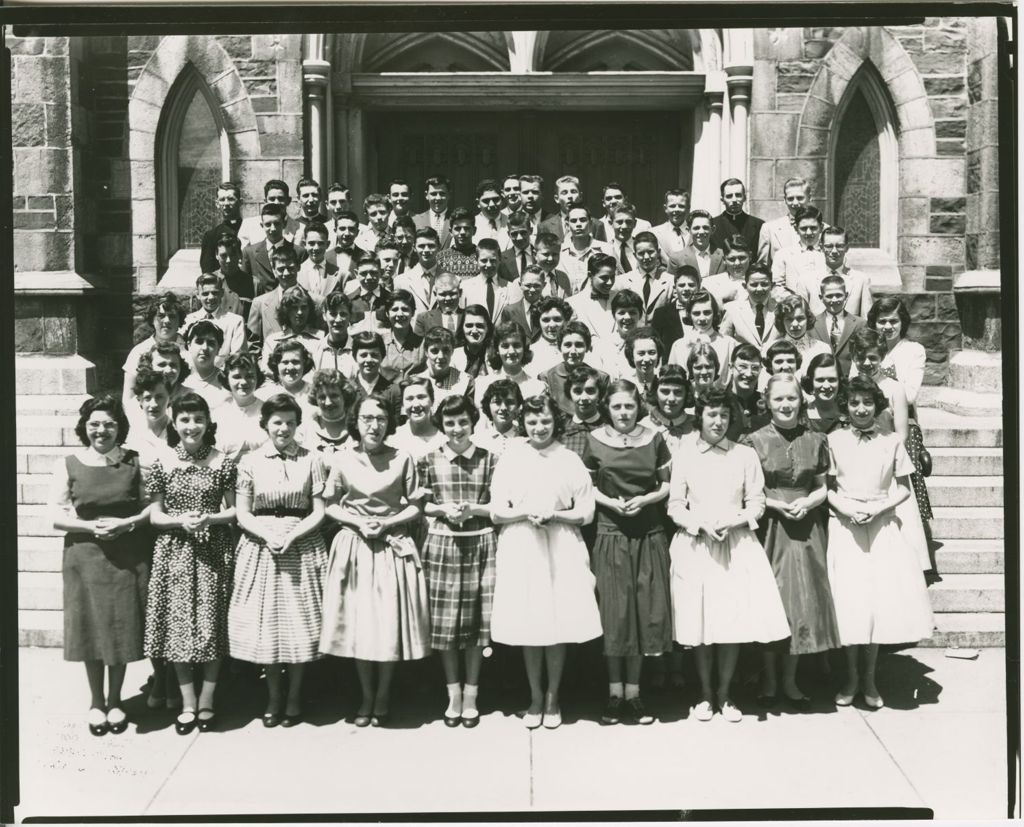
[253, 507, 307, 518]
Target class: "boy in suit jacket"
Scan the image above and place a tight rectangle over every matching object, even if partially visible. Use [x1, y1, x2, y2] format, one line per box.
[413, 273, 464, 337]
[537, 174, 602, 242]
[393, 227, 442, 315]
[651, 266, 701, 352]
[533, 234, 574, 298]
[720, 268, 781, 353]
[247, 245, 301, 350]
[668, 209, 726, 277]
[567, 253, 618, 341]
[462, 239, 523, 322]
[499, 266, 546, 337]
[412, 175, 453, 250]
[498, 211, 535, 282]
[813, 274, 867, 377]
[813, 225, 874, 317]
[240, 203, 307, 295]
[346, 254, 392, 330]
[612, 231, 674, 324]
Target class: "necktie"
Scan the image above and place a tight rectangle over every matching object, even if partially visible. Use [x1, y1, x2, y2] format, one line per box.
[527, 302, 539, 332]
[755, 303, 765, 339]
[488, 217, 497, 232]
[620, 243, 631, 273]
[397, 258, 405, 275]
[548, 274, 559, 297]
[519, 250, 527, 277]
[642, 274, 652, 307]
[830, 314, 840, 352]
[485, 276, 495, 318]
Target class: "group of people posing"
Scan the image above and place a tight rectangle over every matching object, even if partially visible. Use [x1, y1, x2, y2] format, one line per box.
[53, 171, 936, 737]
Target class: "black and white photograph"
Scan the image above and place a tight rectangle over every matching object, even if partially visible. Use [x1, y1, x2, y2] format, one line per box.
[4, 5, 1015, 822]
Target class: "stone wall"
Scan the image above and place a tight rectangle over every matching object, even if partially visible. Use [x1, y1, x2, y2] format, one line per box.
[11, 37, 74, 276]
[748, 21, 990, 383]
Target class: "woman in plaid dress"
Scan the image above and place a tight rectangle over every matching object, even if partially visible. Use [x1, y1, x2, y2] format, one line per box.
[419, 395, 497, 728]
[228, 394, 328, 728]
[319, 395, 431, 727]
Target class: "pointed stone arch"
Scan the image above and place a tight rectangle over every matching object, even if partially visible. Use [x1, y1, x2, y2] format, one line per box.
[129, 36, 261, 290]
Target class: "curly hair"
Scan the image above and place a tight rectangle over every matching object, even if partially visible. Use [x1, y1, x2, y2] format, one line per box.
[685, 289, 722, 330]
[138, 341, 190, 386]
[166, 391, 218, 447]
[773, 293, 816, 335]
[839, 374, 889, 416]
[132, 366, 171, 398]
[867, 296, 912, 339]
[480, 378, 525, 421]
[564, 364, 608, 400]
[267, 339, 315, 383]
[221, 351, 264, 390]
[517, 394, 564, 440]
[488, 321, 533, 370]
[693, 385, 735, 422]
[306, 368, 357, 411]
[849, 327, 889, 362]
[75, 394, 131, 447]
[558, 320, 593, 350]
[145, 292, 185, 329]
[275, 285, 317, 331]
[382, 289, 417, 328]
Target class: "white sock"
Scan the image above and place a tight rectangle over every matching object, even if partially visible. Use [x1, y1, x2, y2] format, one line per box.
[624, 682, 640, 700]
[462, 684, 479, 718]
[445, 682, 462, 717]
[608, 682, 624, 698]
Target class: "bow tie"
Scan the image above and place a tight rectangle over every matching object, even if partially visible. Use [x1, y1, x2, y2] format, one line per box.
[590, 292, 608, 301]
[854, 427, 875, 441]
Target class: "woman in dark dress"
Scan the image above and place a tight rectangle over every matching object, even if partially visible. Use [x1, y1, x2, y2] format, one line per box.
[743, 374, 840, 709]
[51, 395, 152, 735]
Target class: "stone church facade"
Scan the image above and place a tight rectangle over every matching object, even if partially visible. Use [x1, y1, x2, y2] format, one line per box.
[12, 21, 1006, 647]
[10, 21, 1002, 391]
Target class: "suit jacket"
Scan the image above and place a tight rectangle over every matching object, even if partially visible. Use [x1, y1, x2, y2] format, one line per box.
[594, 215, 652, 244]
[460, 274, 523, 322]
[413, 307, 464, 338]
[813, 311, 866, 377]
[667, 245, 727, 278]
[538, 268, 574, 300]
[651, 304, 689, 353]
[413, 209, 453, 249]
[612, 269, 674, 323]
[757, 215, 799, 267]
[200, 219, 245, 274]
[393, 265, 441, 315]
[246, 287, 285, 346]
[711, 210, 764, 254]
[297, 259, 341, 306]
[651, 221, 690, 263]
[240, 240, 307, 294]
[802, 267, 873, 317]
[719, 298, 782, 353]
[326, 245, 372, 279]
[499, 299, 538, 337]
[498, 246, 534, 282]
[537, 213, 603, 243]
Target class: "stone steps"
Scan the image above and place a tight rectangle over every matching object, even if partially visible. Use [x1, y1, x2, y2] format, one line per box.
[919, 613, 1005, 649]
[929, 447, 1002, 476]
[929, 506, 1004, 539]
[17, 414, 80, 448]
[933, 539, 1004, 574]
[16, 446, 77, 475]
[926, 574, 1004, 613]
[926, 476, 1003, 507]
[15, 393, 92, 416]
[917, 408, 1002, 447]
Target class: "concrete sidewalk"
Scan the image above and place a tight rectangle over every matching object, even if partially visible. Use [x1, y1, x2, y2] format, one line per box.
[11, 646, 1009, 820]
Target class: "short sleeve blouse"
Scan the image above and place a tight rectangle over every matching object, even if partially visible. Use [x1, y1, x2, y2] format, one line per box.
[326, 445, 418, 518]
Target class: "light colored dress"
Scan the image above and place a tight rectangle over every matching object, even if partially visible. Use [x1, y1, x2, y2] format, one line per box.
[489, 440, 602, 646]
[387, 424, 447, 462]
[227, 442, 328, 664]
[667, 330, 737, 385]
[825, 428, 934, 645]
[319, 445, 431, 661]
[212, 398, 266, 461]
[667, 437, 791, 646]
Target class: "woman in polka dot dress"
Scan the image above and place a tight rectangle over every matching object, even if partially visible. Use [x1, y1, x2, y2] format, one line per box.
[145, 392, 237, 734]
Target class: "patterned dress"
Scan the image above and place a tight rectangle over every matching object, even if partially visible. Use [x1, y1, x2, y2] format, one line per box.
[582, 426, 673, 657]
[228, 442, 328, 664]
[742, 423, 840, 655]
[825, 428, 934, 645]
[319, 445, 431, 661]
[418, 444, 498, 650]
[145, 445, 237, 662]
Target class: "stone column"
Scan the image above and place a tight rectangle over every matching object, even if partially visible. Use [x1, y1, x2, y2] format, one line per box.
[723, 29, 754, 182]
[303, 59, 330, 183]
[690, 72, 725, 211]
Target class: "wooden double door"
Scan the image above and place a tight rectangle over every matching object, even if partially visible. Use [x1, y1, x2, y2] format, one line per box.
[370, 110, 690, 224]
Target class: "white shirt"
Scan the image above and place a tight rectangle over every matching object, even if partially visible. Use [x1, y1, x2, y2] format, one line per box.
[559, 239, 613, 293]
[473, 213, 512, 251]
[182, 307, 246, 368]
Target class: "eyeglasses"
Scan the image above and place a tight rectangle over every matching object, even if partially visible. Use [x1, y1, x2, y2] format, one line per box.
[358, 415, 388, 425]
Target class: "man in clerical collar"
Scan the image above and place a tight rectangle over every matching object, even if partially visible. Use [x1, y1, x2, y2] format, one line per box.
[711, 177, 765, 254]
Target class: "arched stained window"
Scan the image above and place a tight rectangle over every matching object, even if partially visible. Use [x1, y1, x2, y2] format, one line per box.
[830, 65, 898, 256]
[156, 64, 230, 274]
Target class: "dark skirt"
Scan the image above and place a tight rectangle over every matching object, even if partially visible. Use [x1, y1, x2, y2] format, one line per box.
[591, 526, 673, 657]
[63, 532, 150, 665]
[906, 420, 933, 521]
[758, 506, 841, 655]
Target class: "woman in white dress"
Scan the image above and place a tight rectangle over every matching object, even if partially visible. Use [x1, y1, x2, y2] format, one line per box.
[667, 386, 790, 723]
[214, 352, 267, 461]
[387, 376, 446, 461]
[826, 375, 934, 709]
[848, 329, 931, 572]
[490, 394, 602, 729]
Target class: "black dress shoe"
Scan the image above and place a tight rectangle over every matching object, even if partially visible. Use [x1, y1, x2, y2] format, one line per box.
[756, 693, 778, 709]
[353, 713, 372, 728]
[786, 695, 812, 712]
[370, 712, 389, 727]
[281, 710, 302, 728]
[461, 714, 480, 729]
[88, 709, 109, 737]
[625, 697, 655, 725]
[197, 709, 217, 732]
[106, 706, 129, 735]
[175, 711, 197, 735]
[262, 711, 281, 728]
[443, 713, 461, 728]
